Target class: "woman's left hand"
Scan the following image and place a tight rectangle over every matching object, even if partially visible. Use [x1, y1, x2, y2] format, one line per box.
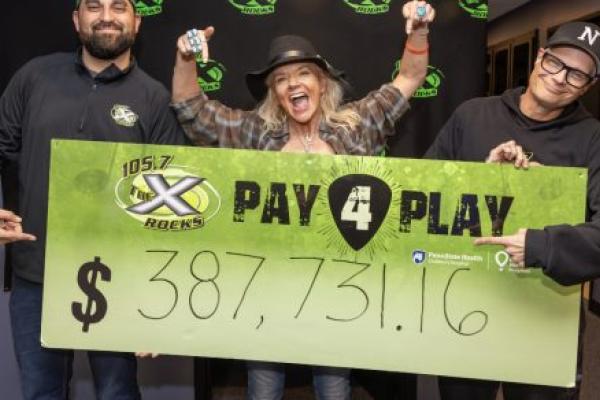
[403, 1, 436, 35]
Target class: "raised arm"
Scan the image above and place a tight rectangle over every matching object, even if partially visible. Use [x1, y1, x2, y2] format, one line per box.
[393, 1, 435, 99]
[172, 26, 214, 103]
[171, 26, 255, 148]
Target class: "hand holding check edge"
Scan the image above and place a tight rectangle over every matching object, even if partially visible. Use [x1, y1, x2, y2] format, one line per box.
[0, 209, 36, 245]
[475, 140, 544, 268]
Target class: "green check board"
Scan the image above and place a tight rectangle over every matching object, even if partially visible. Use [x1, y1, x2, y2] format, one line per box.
[42, 140, 585, 387]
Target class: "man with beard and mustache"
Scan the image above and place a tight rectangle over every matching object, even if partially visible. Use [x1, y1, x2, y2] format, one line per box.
[0, 0, 185, 399]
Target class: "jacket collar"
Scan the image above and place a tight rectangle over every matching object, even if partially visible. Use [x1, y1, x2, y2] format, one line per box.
[75, 47, 136, 82]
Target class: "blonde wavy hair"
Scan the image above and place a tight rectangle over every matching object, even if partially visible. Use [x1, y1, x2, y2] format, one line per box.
[257, 64, 361, 134]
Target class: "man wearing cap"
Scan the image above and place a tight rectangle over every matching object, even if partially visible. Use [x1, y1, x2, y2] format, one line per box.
[425, 21, 600, 400]
[0, 0, 185, 398]
[171, 1, 434, 399]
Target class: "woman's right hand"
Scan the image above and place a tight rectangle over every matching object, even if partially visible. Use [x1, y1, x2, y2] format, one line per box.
[177, 26, 215, 63]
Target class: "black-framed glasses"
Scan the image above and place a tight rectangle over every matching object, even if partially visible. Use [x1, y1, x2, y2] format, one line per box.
[541, 51, 595, 89]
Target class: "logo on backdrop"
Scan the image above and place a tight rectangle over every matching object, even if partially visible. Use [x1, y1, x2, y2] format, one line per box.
[392, 62, 445, 98]
[228, 0, 277, 15]
[111, 104, 138, 127]
[115, 156, 222, 231]
[196, 58, 227, 93]
[343, 0, 392, 15]
[134, 0, 165, 16]
[458, 0, 488, 20]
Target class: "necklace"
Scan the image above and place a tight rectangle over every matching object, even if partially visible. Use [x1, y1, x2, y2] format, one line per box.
[300, 132, 315, 153]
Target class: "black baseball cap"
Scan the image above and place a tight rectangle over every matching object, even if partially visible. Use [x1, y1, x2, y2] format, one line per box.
[547, 21, 600, 77]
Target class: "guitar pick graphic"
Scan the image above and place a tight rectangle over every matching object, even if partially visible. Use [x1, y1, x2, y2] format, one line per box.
[328, 174, 392, 251]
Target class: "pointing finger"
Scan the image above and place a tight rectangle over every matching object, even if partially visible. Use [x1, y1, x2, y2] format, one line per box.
[474, 236, 510, 246]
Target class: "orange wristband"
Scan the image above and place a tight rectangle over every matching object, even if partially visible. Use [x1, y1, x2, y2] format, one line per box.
[405, 42, 429, 55]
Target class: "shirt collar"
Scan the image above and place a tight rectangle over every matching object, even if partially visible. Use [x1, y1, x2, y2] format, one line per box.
[75, 47, 136, 82]
[269, 118, 330, 139]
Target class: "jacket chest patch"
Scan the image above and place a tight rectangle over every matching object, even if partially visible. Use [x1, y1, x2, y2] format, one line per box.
[111, 104, 139, 128]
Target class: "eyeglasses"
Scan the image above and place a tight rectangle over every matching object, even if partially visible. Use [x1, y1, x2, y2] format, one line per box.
[540, 51, 595, 89]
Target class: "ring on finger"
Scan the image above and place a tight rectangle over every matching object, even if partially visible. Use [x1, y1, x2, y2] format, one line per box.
[416, 5, 427, 18]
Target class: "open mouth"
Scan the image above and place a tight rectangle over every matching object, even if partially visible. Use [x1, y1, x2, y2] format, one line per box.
[289, 92, 309, 111]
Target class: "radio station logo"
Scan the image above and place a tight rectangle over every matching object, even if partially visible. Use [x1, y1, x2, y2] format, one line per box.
[228, 0, 277, 15]
[115, 155, 221, 231]
[134, 0, 165, 16]
[458, 0, 488, 20]
[343, 0, 391, 15]
[197, 58, 227, 93]
[392, 62, 445, 98]
[111, 104, 138, 128]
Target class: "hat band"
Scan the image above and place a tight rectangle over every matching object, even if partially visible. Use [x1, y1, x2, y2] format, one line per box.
[269, 50, 320, 67]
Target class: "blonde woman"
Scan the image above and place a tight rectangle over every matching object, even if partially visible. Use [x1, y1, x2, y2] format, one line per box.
[171, 2, 435, 398]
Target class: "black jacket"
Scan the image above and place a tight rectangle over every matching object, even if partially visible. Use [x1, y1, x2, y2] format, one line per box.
[0, 51, 186, 283]
[426, 87, 600, 285]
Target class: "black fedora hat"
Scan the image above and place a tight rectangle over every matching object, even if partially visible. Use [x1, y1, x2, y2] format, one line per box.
[245, 35, 346, 101]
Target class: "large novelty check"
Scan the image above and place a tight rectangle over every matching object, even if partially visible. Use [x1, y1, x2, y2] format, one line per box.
[42, 140, 585, 387]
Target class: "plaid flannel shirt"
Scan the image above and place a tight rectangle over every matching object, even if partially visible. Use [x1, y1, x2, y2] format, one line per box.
[171, 83, 409, 156]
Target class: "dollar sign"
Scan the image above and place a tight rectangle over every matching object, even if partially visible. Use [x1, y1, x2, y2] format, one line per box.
[71, 257, 111, 333]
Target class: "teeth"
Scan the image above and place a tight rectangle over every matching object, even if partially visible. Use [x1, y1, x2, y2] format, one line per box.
[290, 93, 307, 100]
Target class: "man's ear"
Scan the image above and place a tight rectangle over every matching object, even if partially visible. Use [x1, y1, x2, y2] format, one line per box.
[318, 70, 327, 95]
[535, 47, 545, 63]
[134, 14, 141, 34]
[73, 10, 80, 33]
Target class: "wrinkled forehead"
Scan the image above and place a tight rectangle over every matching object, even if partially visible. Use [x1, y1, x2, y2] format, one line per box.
[548, 45, 597, 75]
[76, 0, 136, 10]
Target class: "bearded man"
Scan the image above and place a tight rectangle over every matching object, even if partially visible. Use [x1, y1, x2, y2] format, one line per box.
[0, 1, 185, 398]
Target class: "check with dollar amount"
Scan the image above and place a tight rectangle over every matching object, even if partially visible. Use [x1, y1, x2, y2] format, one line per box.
[42, 140, 585, 387]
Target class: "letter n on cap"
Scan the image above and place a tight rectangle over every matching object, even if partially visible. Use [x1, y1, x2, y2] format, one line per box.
[578, 26, 600, 46]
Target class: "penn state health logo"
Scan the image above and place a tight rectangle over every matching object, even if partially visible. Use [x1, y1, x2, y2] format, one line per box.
[115, 155, 221, 231]
[228, 0, 277, 15]
[458, 0, 488, 20]
[343, 0, 392, 15]
[134, 0, 164, 16]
